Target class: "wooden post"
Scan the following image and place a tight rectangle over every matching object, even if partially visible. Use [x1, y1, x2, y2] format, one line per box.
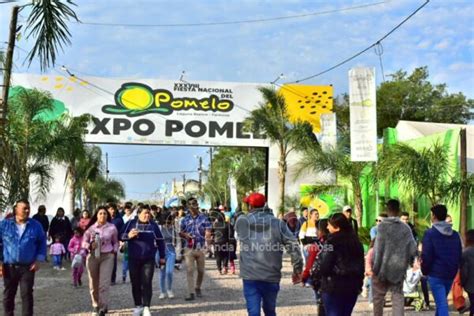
[0, 6, 19, 134]
[460, 128, 467, 238]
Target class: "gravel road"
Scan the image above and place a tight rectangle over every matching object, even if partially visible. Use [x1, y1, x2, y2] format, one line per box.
[16, 255, 458, 315]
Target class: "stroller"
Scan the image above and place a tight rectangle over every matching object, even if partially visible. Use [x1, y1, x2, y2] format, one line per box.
[403, 267, 426, 312]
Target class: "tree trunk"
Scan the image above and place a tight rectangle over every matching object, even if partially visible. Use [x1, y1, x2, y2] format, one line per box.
[69, 172, 76, 215]
[460, 128, 468, 239]
[278, 150, 287, 215]
[353, 182, 363, 227]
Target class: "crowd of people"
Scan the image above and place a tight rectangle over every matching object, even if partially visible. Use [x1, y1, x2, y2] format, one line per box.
[0, 196, 474, 316]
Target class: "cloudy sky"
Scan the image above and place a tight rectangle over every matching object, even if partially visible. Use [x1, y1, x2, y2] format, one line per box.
[1, 0, 473, 202]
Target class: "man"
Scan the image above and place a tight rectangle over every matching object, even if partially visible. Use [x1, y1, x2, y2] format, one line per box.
[372, 199, 417, 316]
[179, 197, 212, 301]
[32, 205, 49, 235]
[421, 204, 463, 316]
[400, 211, 418, 242]
[0, 199, 47, 316]
[235, 193, 303, 316]
[108, 202, 124, 285]
[342, 205, 358, 236]
[370, 213, 387, 241]
[297, 207, 308, 228]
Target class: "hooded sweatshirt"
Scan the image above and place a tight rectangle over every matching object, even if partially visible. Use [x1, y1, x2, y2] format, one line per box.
[235, 207, 303, 283]
[372, 217, 417, 286]
[421, 221, 462, 280]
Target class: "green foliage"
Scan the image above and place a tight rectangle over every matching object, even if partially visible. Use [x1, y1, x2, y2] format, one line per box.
[333, 67, 473, 137]
[23, 0, 80, 71]
[88, 175, 125, 208]
[244, 86, 315, 213]
[376, 142, 452, 205]
[358, 226, 371, 246]
[203, 147, 265, 206]
[376, 66, 473, 136]
[283, 194, 300, 211]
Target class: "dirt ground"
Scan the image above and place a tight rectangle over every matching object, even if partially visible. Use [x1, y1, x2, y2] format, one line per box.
[8, 254, 460, 315]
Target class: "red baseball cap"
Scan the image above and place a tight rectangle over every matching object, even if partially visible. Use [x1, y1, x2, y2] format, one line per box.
[244, 193, 266, 208]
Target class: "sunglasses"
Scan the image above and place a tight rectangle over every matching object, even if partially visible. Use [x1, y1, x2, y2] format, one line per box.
[376, 219, 382, 222]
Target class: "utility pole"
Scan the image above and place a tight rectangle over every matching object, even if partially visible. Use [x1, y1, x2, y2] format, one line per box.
[209, 147, 213, 171]
[0, 6, 19, 135]
[198, 156, 203, 194]
[105, 152, 109, 181]
[182, 174, 186, 194]
[460, 128, 467, 239]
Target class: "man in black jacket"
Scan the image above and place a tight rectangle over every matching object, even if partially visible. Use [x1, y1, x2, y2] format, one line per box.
[342, 205, 358, 237]
[32, 205, 49, 234]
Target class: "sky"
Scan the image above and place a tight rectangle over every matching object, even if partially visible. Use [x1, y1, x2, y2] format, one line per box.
[1, 0, 473, 201]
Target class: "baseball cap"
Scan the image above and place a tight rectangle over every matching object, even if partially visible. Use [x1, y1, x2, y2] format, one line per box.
[244, 193, 266, 208]
[342, 205, 352, 212]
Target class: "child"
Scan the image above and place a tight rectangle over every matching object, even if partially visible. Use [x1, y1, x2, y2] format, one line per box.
[461, 229, 474, 315]
[403, 257, 422, 306]
[365, 239, 375, 308]
[50, 236, 66, 270]
[68, 228, 84, 287]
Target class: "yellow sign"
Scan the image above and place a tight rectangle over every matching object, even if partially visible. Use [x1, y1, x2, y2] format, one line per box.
[279, 84, 333, 133]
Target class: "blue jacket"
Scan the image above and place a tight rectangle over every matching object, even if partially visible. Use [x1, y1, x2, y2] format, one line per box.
[421, 222, 462, 280]
[0, 218, 47, 264]
[121, 219, 165, 261]
[111, 215, 124, 235]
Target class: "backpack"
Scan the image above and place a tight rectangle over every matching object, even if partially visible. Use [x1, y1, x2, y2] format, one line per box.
[309, 239, 324, 290]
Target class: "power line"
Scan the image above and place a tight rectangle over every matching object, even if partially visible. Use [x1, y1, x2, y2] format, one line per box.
[291, 0, 430, 83]
[106, 147, 175, 159]
[76, 1, 388, 28]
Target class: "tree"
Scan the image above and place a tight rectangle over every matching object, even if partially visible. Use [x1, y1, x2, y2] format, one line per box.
[376, 66, 473, 136]
[0, 87, 87, 207]
[203, 147, 265, 206]
[88, 175, 125, 210]
[244, 86, 314, 214]
[376, 142, 452, 206]
[76, 145, 102, 210]
[333, 67, 473, 137]
[296, 140, 370, 226]
[22, 0, 80, 71]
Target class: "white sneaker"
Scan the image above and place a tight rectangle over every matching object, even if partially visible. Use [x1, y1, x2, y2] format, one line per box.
[132, 306, 143, 316]
[369, 303, 373, 309]
[142, 306, 151, 316]
[167, 290, 174, 298]
[158, 293, 166, 299]
[60, 267, 66, 271]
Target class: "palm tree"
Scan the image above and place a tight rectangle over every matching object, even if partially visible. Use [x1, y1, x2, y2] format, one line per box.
[296, 142, 371, 226]
[88, 175, 125, 209]
[51, 114, 91, 213]
[244, 86, 314, 214]
[0, 87, 88, 206]
[76, 145, 102, 210]
[376, 142, 451, 206]
[22, 0, 79, 71]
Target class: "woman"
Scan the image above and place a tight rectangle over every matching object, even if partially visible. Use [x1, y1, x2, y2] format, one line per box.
[78, 210, 91, 231]
[121, 205, 165, 316]
[213, 212, 230, 274]
[159, 214, 178, 299]
[82, 206, 119, 316]
[317, 213, 364, 316]
[49, 207, 73, 260]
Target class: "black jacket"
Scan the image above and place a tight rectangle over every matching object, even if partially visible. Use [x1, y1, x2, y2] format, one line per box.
[32, 213, 49, 233]
[213, 220, 229, 245]
[49, 216, 72, 241]
[318, 230, 364, 295]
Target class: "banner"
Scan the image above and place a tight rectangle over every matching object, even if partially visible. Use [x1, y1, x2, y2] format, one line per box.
[319, 112, 337, 151]
[11, 74, 333, 147]
[349, 68, 377, 161]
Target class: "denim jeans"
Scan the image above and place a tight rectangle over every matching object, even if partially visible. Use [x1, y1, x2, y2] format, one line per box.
[242, 280, 280, 316]
[428, 276, 453, 316]
[322, 292, 358, 316]
[122, 257, 129, 280]
[160, 245, 176, 293]
[52, 254, 62, 267]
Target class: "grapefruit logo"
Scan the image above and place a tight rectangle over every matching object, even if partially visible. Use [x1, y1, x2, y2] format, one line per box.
[102, 82, 234, 117]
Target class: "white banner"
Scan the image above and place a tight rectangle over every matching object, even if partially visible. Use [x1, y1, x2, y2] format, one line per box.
[319, 112, 337, 151]
[229, 176, 238, 213]
[11, 74, 270, 147]
[349, 67, 377, 161]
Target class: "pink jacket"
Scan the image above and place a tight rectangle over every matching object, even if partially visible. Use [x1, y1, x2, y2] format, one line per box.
[68, 235, 83, 257]
[82, 222, 119, 254]
[50, 242, 66, 256]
